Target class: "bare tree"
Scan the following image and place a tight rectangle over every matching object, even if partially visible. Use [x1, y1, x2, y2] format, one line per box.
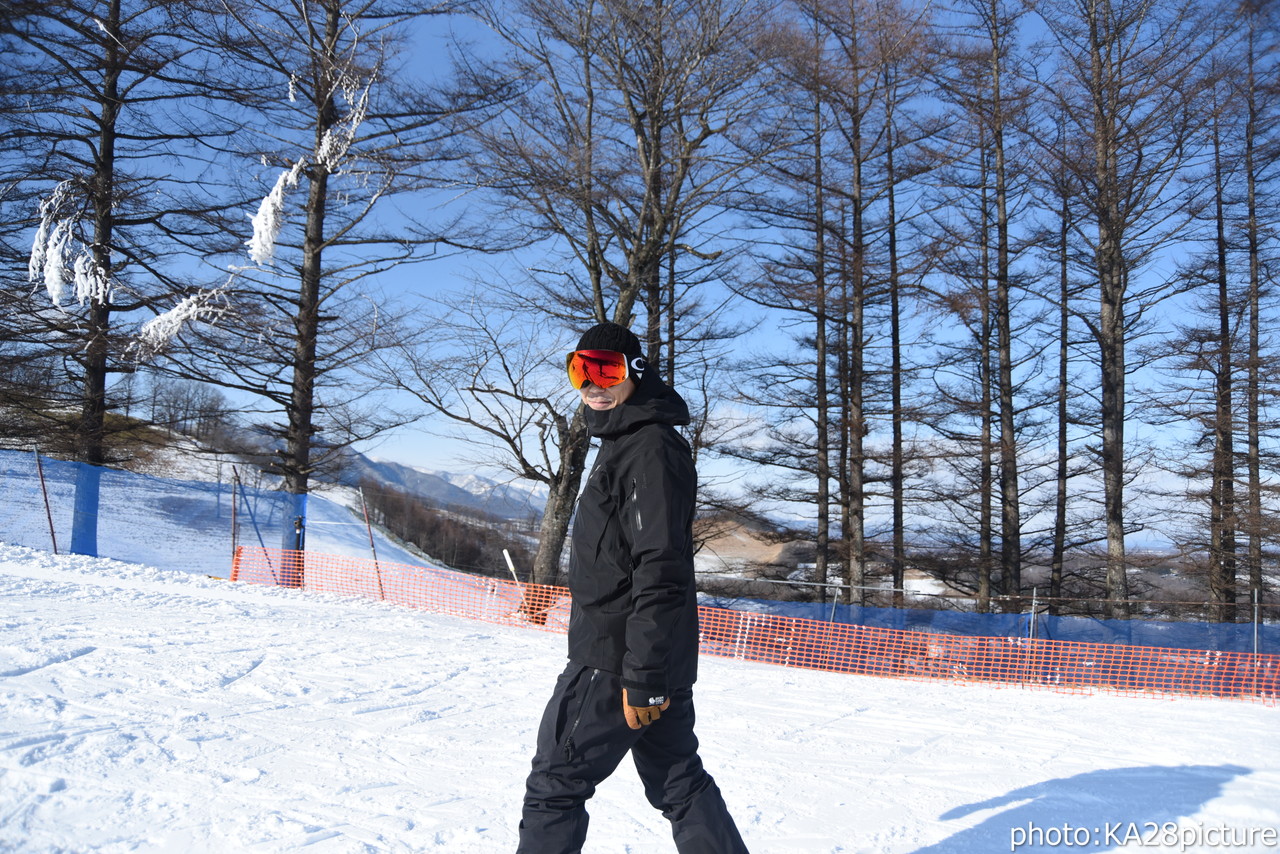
[780, 0, 893, 606]
[921, 0, 1045, 608]
[150, 0, 482, 534]
[1031, 119, 1099, 612]
[716, 2, 838, 599]
[384, 296, 588, 585]
[873, 0, 938, 607]
[1031, 0, 1220, 616]
[1145, 6, 1280, 620]
[435, 0, 784, 582]
[1, 0, 241, 553]
[1233, 0, 1280, 613]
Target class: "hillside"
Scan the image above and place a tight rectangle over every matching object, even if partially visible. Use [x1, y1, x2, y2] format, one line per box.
[0, 444, 445, 579]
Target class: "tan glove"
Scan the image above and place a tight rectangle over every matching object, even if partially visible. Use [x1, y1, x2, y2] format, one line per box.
[622, 689, 672, 730]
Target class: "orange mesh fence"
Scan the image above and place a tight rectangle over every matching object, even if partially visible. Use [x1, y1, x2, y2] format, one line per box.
[230, 547, 573, 632]
[230, 547, 1279, 705]
[695, 608, 1278, 703]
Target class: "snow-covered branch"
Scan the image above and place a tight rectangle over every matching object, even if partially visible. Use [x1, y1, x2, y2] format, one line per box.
[134, 286, 231, 357]
[244, 72, 371, 266]
[29, 181, 111, 308]
[245, 159, 306, 266]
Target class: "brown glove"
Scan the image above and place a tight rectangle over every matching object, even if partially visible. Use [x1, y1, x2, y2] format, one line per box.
[622, 689, 672, 730]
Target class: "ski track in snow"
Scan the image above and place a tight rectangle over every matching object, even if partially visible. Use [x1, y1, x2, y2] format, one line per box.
[1, 542, 1277, 853]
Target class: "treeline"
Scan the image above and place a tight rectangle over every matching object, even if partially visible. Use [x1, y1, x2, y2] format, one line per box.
[721, 0, 1280, 623]
[2, 0, 1279, 620]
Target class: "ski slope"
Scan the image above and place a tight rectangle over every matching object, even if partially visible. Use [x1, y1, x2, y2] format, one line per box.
[1, 542, 1277, 853]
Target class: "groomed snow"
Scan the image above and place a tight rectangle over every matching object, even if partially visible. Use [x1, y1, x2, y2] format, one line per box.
[1, 542, 1277, 853]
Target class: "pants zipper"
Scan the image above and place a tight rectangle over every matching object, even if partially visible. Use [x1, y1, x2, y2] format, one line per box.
[563, 668, 600, 761]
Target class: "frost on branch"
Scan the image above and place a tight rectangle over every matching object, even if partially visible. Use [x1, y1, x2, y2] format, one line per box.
[245, 159, 306, 266]
[29, 182, 111, 308]
[316, 76, 370, 170]
[134, 287, 230, 357]
[73, 255, 111, 306]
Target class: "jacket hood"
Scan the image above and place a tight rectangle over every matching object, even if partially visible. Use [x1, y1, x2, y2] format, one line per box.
[584, 373, 691, 438]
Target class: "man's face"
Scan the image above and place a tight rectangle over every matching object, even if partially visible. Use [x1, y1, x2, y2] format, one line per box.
[579, 376, 636, 411]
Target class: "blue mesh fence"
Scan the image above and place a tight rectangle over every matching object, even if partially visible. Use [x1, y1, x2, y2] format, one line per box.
[699, 596, 1280, 656]
[0, 448, 290, 577]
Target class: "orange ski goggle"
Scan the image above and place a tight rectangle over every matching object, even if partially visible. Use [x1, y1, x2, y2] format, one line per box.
[566, 349, 631, 389]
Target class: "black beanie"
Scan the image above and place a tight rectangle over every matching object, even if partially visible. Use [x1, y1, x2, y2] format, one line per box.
[576, 321, 643, 358]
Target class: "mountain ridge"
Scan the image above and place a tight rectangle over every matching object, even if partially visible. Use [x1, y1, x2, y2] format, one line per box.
[338, 453, 547, 521]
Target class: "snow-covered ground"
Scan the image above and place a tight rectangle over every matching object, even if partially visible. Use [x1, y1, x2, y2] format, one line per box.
[1, 541, 1278, 853]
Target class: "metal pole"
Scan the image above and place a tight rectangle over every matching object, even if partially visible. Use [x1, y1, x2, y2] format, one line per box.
[359, 487, 380, 563]
[359, 487, 385, 600]
[230, 471, 238, 562]
[1254, 589, 1260, 698]
[1025, 586, 1038, 686]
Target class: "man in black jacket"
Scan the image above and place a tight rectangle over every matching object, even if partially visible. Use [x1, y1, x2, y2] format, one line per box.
[517, 322, 748, 854]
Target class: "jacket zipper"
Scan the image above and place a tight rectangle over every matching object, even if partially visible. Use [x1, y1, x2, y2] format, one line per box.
[629, 478, 642, 532]
[563, 668, 600, 761]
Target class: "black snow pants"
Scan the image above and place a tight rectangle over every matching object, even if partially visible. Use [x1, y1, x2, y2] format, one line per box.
[517, 663, 749, 854]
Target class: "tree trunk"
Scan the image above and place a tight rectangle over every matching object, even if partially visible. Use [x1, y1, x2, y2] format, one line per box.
[285, 169, 325, 499]
[282, 3, 341, 504]
[1099, 255, 1129, 617]
[813, 89, 831, 604]
[1091, 12, 1129, 618]
[839, 9, 870, 607]
[1051, 193, 1071, 613]
[841, 188, 868, 605]
[990, 15, 1021, 599]
[1244, 17, 1264, 612]
[885, 83, 906, 610]
[532, 410, 591, 585]
[70, 0, 123, 556]
[1210, 125, 1236, 622]
[978, 159, 994, 613]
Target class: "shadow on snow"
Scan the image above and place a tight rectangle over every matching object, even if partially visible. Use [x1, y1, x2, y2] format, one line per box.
[912, 763, 1251, 853]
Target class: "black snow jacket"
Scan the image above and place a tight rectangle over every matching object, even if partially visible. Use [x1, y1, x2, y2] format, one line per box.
[565, 375, 700, 704]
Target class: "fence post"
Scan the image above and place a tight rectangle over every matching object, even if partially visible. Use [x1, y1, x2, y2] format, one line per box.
[284, 509, 306, 589]
[33, 449, 58, 555]
[359, 487, 385, 600]
[230, 472, 238, 563]
[1025, 587, 1039, 686]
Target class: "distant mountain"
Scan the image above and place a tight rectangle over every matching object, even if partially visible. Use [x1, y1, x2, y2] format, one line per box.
[338, 453, 547, 521]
